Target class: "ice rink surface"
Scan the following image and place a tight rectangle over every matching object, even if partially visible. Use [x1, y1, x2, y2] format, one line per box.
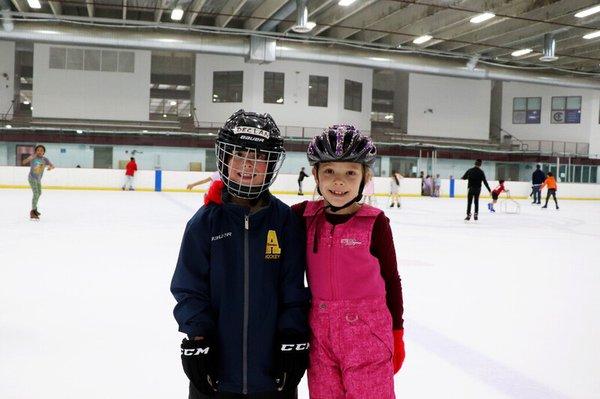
[1, 188, 599, 399]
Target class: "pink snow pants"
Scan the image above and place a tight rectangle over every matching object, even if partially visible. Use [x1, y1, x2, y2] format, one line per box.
[307, 297, 395, 399]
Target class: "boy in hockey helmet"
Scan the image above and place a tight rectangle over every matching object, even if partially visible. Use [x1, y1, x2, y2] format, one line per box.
[171, 110, 310, 399]
[291, 125, 405, 399]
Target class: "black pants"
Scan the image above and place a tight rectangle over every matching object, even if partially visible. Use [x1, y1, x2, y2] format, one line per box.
[532, 184, 541, 203]
[544, 189, 558, 207]
[190, 383, 298, 399]
[467, 188, 481, 215]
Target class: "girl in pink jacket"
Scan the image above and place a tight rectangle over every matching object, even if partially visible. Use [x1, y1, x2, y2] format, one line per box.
[292, 125, 405, 399]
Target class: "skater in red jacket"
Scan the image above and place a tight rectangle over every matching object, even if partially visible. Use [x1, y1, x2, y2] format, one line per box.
[488, 180, 508, 213]
[122, 157, 137, 191]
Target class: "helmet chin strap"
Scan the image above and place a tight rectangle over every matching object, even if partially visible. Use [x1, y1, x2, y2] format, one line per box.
[323, 181, 365, 213]
[314, 164, 367, 213]
[223, 187, 269, 206]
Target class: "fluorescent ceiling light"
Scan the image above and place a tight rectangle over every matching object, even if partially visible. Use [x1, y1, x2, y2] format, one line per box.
[338, 0, 357, 6]
[575, 5, 600, 18]
[470, 12, 495, 24]
[27, 0, 41, 9]
[36, 29, 59, 34]
[142, 130, 148, 133]
[413, 35, 433, 44]
[157, 38, 180, 43]
[171, 7, 184, 21]
[583, 30, 600, 40]
[511, 48, 533, 57]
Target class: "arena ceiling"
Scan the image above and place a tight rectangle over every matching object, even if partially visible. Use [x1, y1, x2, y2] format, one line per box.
[3, 0, 600, 75]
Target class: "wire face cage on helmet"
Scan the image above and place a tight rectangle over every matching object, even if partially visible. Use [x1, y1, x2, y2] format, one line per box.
[215, 110, 286, 199]
[216, 142, 285, 199]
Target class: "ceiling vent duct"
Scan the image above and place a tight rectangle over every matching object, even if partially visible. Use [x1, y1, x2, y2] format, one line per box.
[2, 23, 600, 90]
[247, 36, 276, 64]
[539, 34, 559, 62]
[291, 0, 311, 33]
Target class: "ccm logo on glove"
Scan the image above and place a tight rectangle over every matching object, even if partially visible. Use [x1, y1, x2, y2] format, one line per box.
[280, 343, 310, 351]
[180, 338, 218, 395]
[182, 347, 210, 356]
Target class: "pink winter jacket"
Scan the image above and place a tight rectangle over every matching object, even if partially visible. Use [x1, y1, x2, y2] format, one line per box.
[303, 200, 387, 301]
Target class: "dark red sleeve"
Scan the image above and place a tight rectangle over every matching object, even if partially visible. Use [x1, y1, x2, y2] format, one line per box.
[290, 201, 308, 230]
[371, 212, 404, 330]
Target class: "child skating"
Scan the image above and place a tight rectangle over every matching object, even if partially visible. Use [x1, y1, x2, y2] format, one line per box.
[297, 167, 309, 195]
[186, 170, 220, 191]
[389, 170, 402, 208]
[171, 110, 310, 399]
[540, 172, 559, 210]
[433, 174, 441, 197]
[488, 180, 507, 213]
[22, 145, 54, 220]
[292, 125, 405, 399]
[362, 178, 375, 205]
[121, 157, 137, 190]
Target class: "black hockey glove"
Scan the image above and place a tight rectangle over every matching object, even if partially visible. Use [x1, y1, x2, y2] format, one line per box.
[274, 334, 310, 392]
[181, 338, 218, 396]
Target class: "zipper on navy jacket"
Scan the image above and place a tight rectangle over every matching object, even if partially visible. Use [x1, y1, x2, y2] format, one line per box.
[242, 214, 250, 394]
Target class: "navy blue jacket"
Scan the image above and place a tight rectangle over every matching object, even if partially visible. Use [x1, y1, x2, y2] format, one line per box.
[532, 169, 546, 185]
[171, 191, 309, 395]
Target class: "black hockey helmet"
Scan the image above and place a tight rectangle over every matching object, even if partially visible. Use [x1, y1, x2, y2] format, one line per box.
[215, 109, 286, 199]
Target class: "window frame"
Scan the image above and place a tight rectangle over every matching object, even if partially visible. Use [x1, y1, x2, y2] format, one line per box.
[512, 96, 541, 124]
[344, 79, 362, 112]
[308, 75, 328, 108]
[551, 95, 581, 124]
[212, 71, 244, 103]
[263, 71, 285, 105]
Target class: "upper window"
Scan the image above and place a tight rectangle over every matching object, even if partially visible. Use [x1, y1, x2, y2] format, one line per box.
[84, 49, 101, 71]
[513, 97, 541, 124]
[212, 71, 243, 103]
[263, 72, 284, 104]
[344, 79, 362, 112]
[551, 96, 581, 124]
[101, 50, 118, 72]
[49, 46, 135, 73]
[118, 51, 135, 73]
[66, 48, 84, 70]
[49, 47, 67, 69]
[309, 75, 328, 107]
